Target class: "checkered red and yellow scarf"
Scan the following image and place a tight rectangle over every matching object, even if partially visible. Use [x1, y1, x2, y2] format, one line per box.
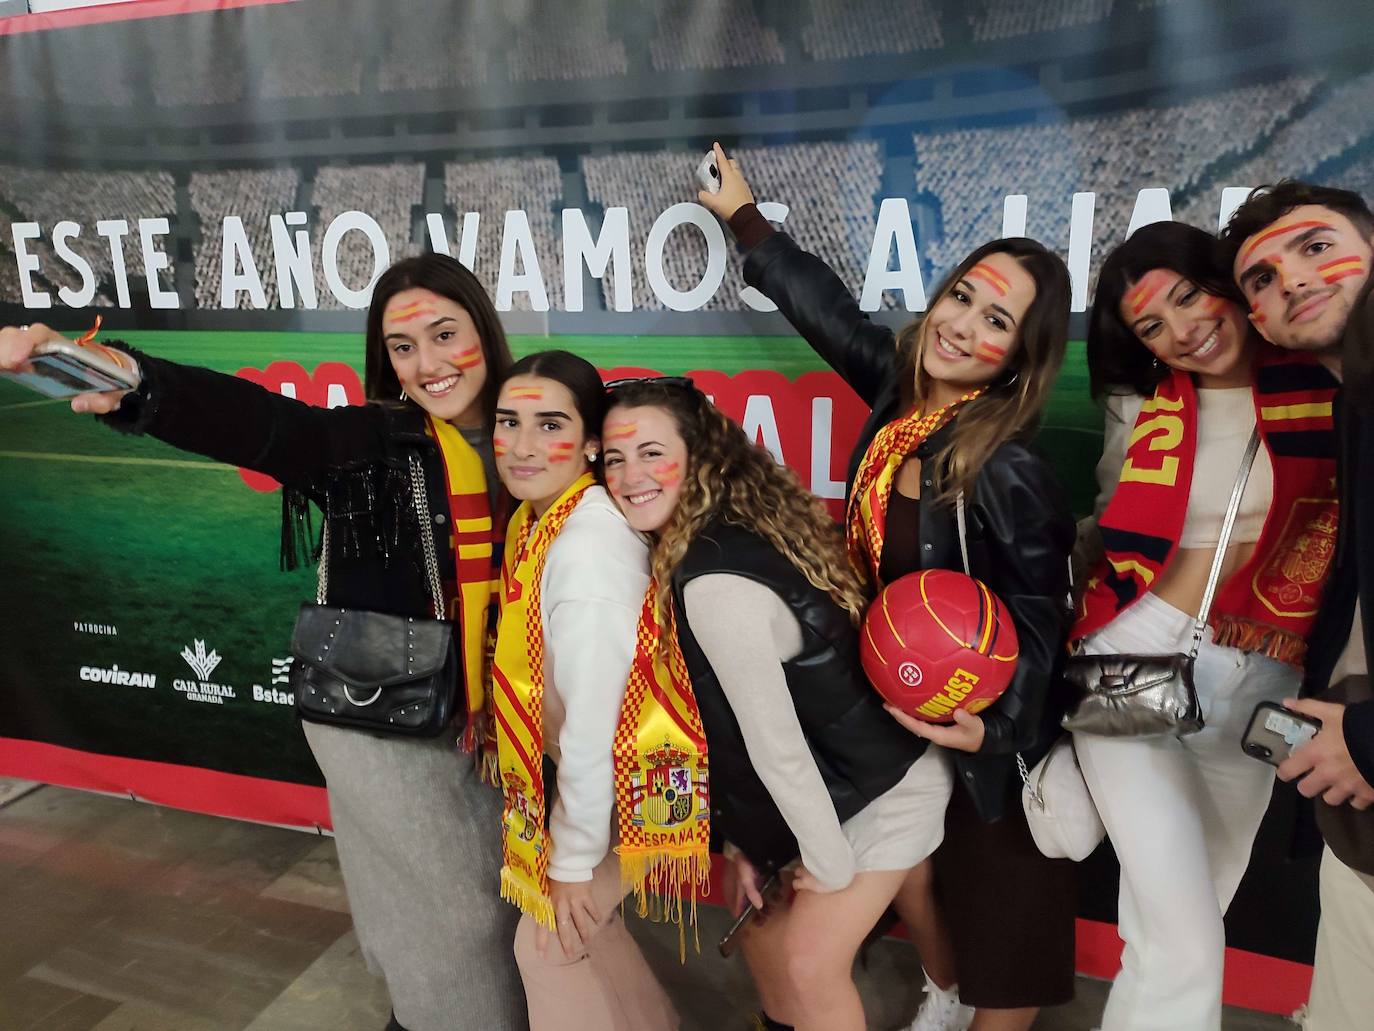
[613, 582, 711, 944]
[491, 472, 596, 929]
[846, 389, 984, 583]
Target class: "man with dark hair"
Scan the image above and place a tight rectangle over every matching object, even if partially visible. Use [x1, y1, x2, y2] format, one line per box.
[1223, 179, 1374, 1029]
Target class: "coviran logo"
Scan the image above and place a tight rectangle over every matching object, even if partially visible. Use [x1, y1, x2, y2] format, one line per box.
[174, 639, 236, 704]
[79, 664, 155, 689]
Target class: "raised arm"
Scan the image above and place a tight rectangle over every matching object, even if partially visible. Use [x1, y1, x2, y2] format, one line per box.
[697, 143, 898, 407]
[0, 323, 388, 488]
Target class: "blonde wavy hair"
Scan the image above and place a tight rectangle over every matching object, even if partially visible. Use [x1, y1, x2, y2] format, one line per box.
[605, 380, 869, 624]
[896, 238, 1071, 506]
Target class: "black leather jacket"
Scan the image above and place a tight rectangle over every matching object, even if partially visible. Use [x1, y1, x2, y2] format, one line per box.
[743, 231, 1076, 821]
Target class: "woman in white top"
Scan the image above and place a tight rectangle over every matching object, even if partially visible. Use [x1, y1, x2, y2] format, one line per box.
[489, 351, 676, 1031]
[1071, 222, 1340, 1031]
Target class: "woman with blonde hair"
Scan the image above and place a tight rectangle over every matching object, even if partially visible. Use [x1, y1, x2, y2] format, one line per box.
[698, 142, 1078, 1031]
[601, 377, 944, 1031]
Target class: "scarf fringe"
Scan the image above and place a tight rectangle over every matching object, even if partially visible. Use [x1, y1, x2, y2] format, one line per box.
[618, 846, 711, 960]
[1212, 615, 1307, 666]
[500, 868, 556, 931]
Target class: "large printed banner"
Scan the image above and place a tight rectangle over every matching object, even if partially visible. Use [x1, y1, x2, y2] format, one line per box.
[3, 0, 1373, 1007]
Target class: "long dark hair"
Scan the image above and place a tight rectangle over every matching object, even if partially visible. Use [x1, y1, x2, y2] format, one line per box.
[504, 349, 607, 450]
[895, 237, 1070, 505]
[1088, 221, 1243, 399]
[364, 253, 513, 428]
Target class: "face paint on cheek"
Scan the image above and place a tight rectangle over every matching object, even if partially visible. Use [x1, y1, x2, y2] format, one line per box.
[966, 262, 1011, 297]
[1199, 294, 1228, 317]
[387, 301, 436, 324]
[605, 466, 624, 490]
[973, 340, 1006, 365]
[454, 345, 482, 370]
[547, 441, 576, 463]
[605, 421, 637, 441]
[507, 387, 543, 401]
[652, 461, 682, 486]
[493, 437, 509, 457]
[1249, 300, 1268, 325]
[1319, 255, 1366, 284]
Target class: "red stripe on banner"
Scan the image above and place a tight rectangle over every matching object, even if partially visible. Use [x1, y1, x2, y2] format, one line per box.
[0, 736, 329, 827]
[0, 742, 1312, 1016]
[0, 0, 296, 37]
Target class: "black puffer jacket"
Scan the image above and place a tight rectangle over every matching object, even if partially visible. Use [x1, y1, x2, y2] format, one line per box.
[673, 521, 926, 873]
[743, 230, 1076, 822]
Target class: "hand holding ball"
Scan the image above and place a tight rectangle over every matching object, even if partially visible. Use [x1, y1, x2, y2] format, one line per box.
[861, 569, 1018, 722]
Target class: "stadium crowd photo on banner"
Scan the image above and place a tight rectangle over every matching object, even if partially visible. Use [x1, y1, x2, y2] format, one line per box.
[1, 1, 1373, 1029]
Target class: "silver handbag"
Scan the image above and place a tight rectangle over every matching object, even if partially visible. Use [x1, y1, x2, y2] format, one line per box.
[1061, 430, 1259, 739]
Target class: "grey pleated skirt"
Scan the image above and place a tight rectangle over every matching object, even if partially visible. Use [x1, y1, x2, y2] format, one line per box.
[304, 721, 527, 1031]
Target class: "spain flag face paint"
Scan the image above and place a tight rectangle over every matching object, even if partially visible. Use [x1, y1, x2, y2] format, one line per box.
[1318, 255, 1366, 285]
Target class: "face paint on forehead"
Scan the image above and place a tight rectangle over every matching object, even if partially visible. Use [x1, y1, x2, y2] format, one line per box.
[966, 262, 1011, 297]
[1239, 219, 1335, 267]
[387, 301, 436, 324]
[1125, 270, 1173, 317]
[605, 421, 638, 440]
[1319, 255, 1366, 284]
[973, 340, 1006, 365]
[507, 387, 544, 401]
[454, 345, 483, 370]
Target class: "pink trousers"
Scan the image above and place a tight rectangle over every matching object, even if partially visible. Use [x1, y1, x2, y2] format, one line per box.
[513, 853, 679, 1031]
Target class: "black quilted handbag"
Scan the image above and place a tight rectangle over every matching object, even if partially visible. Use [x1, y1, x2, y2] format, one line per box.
[291, 455, 459, 736]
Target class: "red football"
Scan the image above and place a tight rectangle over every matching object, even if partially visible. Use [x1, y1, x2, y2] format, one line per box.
[860, 569, 1019, 722]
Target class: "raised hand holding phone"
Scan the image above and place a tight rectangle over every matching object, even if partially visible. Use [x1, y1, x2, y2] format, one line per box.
[696, 141, 756, 222]
[0, 321, 137, 413]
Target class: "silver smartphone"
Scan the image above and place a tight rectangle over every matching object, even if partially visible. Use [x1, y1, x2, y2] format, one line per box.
[0, 339, 140, 398]
[695, 150, 722, 194]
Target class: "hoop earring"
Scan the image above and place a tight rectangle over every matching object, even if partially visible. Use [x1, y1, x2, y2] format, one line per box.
[1000, 368, 1020, 389]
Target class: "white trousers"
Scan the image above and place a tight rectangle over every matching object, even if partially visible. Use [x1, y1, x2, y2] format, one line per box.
[1304, 845, 1374, 1030]
[1074, 593, 1298, 1031]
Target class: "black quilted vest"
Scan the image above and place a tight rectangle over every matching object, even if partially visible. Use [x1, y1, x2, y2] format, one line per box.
[671, 521, 926, 873]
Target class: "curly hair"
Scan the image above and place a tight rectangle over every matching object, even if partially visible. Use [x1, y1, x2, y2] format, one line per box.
[605, 380, 869, 624]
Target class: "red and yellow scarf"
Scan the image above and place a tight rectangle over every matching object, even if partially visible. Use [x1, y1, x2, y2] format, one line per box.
[1073, 349, 1339, 665]
[614, 583, 711, 943]
[847, 389, 984, 582]
[491, 472, 596, 928]
[427, 416, 501, 755]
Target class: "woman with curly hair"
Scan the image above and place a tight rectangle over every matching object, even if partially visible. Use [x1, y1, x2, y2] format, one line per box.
[600, 378, 945, 1031]
[697, 142, 1078, 1031]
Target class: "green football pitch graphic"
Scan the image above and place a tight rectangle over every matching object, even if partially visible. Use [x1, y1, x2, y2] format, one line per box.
[0, 331, 1102, 784]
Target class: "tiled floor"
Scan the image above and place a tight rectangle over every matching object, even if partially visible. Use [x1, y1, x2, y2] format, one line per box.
[0, 780, 1293, 1031]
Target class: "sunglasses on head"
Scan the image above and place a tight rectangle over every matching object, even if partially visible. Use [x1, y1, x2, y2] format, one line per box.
[603, 375, 695, 391]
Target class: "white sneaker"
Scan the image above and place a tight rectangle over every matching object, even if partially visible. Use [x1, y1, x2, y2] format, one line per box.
[906, 970, 974, 1031]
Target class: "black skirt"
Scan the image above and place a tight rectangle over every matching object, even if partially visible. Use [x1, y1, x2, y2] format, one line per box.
[932, 778, 1078, 1009]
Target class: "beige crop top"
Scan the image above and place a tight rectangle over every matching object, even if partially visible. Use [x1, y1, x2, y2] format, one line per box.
[1177, 387, 1273, 548]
